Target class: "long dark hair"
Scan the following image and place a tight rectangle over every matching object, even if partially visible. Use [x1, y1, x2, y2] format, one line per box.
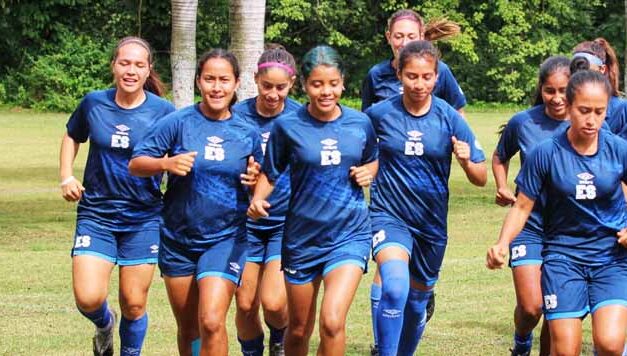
[196, 48, 241, 107]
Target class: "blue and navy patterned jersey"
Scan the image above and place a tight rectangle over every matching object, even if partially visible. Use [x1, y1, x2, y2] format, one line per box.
[66, 89, 175, 231]
[232, 97, 301, 229]
[263, 105, 378, 268]
[132, 104, 264, 251]
[361, 59, 466, 111]
[367, 95, 485, 242]
[607, 96, 627, 139]
[496, 105, 571, 234]
[516, 129, 627, 265]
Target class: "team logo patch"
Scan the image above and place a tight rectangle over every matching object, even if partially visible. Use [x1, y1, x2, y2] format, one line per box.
[150, 244, 159, 254]
[115, 124, 130, 132]
[320, 138, 341, 165]
[74, 235, 91, 248]
[382, 308, 402, 318]
[283, 267, 297, 275]
[544, 294, 558, 309]
[372, 230, 386, 247]
[407, 130, 423, 141]
[111, 124, 131, 148]
[229, 262, 241, 274]
[405, 131, 424, 156]
[575, 172, 596, 200]
[205, 136, 225, 161]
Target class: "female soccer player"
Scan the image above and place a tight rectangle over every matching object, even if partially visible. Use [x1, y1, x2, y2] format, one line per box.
[570, 38, 627, 139]
[366, 40, 487, 356]
[361, 9, 466, 114]
[248, 45, 378, 356]
[232, 46, 300, 356]
[487, 70, 627, 356]
[492, 56, 571, 356]
[129, 49, 263, 356]
[59, 37, 174, 356]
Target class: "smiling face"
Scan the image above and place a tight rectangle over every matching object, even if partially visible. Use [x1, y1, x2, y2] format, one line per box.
[541, 71, 569, 120]
[196, 58, 240, 119]
[568, 82, 608, 140]
[303, 64, 343, 121]
[386, 19, 422, 62]
[399, 55, 437, 106]
[112, 43, 151, 96]
[254, 67, 295, 116]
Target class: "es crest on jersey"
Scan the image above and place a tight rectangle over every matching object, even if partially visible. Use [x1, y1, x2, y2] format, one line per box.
[205, 136, 225, 161]
[575, 172, 596, 200]
[111, 124, 131, 149]
[405, 130, 424, 156]
[320, 138, 341, 166]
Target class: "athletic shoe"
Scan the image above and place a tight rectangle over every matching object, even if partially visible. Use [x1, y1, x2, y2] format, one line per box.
[269, 342, 285, 356]
[426, 292, 436, 322]
[370, 344, 379, 356]
[93, 308, 117, 356]
[510, 348, 531, 356]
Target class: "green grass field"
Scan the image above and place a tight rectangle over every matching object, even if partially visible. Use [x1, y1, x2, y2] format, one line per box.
[0, 108, 595, 355]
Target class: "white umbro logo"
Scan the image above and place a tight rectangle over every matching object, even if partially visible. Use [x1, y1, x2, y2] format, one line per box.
[150, 244, 159, 254]
[284, 267, 297, 275]
[229, 262, 241, 273]
[321, 138, 337, 147]
[115, 124, 130, 132]
[577, 172, 594, 182]
[407, 130, 423, 140]
[261, 132, 271, 141]
[207, 136, 224, 144]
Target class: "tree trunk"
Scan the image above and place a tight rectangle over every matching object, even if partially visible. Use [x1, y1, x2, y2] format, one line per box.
[171, 0, 198, 109]
[229, 0, 266, 101]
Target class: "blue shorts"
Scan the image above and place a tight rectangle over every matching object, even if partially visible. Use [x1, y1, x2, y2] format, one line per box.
[282, 241, 370, 285]
[246, 225, 283, 264]
[71, 219, 159, 265]
[371, 213, 446, 287]
[509, 229, 543, 268]
[541, 258, 627, 320]
[158, 236, 248, 285]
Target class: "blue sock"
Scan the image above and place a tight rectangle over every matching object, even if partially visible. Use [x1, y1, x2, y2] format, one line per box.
[78, 300, 112, 329]
[238, 333, 264, 356]
[512, 332, 532, 354]
[397, 288, 431, 356]
[376, 260, 410, 356]
[266, 320, 285, 345]
[370, 283, 382, 347]
[119, 313, 148, 356]
[191, 338, 201, 356]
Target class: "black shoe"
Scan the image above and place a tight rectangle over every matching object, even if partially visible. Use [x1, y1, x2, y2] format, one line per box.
[269, 342, 285, 356]
[370, 344, 379, 356]
[510, 348, 531, 356]
[426, 292, 436, 322]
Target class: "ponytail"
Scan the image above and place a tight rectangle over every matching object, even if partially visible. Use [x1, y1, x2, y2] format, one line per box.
[112, 36, 166, 97]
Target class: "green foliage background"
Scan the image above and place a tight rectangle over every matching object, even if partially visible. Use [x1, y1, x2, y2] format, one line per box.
[0, 0, 624, 111]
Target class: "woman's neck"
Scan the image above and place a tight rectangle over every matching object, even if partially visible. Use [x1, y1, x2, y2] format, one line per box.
[566, 128, 598, 156]
[256, 98, 284, 118]
[402, 94, 431, 117]
[199, 102, 231, 121]
[115, 89, 146, 109]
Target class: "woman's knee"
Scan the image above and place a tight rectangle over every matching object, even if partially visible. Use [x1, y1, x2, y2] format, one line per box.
[319, 313, 345, 338]
[199, 310, 226, 336]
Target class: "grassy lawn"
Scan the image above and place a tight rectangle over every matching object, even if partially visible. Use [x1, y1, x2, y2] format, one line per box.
[0, 107, 594, 355]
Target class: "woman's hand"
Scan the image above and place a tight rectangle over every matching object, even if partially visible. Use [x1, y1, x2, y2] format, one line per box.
[350, 165, 374, 187]
[248, 199, 271, 220]
[241, 156, 261, 186]
[60, 176, 85, 202]
[495, 187, 517, 206]
[486, 242, 509, 270]
[164, 151, 197, 176]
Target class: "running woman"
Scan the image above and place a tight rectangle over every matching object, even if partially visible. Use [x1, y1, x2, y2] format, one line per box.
[59, 36, 174, 356]
[366, 40, 486, 356]
[129, 49, 263, 356]
[487, 70, 627, 356]
[248, 45, 379, 356]
[492, 56, 571, 356]
[232, 46, 300, 356]
[361, 9, 466, 115]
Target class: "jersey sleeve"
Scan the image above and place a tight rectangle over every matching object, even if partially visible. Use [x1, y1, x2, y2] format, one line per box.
[495, 115, 522, 162]
[132, 113, 179, 158]
[361, 72, 376, 111]
[262, 120, 290, 183]
[250, 128, 264, 166]
[66, 95, 92, 143]
[514, 145, 550, 201]
[361, 119, 379, 164]
[452, 110, 485, 163]
[437, 64, 467, 110]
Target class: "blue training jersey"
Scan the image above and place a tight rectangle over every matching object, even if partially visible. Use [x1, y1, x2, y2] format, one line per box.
[232, 97, 301, 229]
[132, 104, 264, 251]
[367, 95, 485, 242]
[496, 105, 570, 234]
[607, 96, 627, 139]
[516, 129, 627, 265]
[263, 105, 379, 268]
[361, 59, 466, 111]
[66, 89, 175, 231]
